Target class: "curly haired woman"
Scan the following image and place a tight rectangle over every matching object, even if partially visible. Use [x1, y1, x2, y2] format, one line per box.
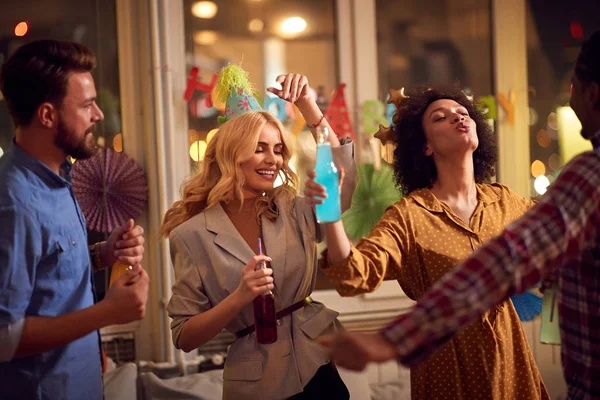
[305, 87, 549, 399]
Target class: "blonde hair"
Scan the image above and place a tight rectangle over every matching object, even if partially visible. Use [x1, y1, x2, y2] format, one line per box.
[160, 111, 298, 237]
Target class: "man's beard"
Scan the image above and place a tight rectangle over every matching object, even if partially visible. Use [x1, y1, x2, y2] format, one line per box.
[55, 120, 97, 160]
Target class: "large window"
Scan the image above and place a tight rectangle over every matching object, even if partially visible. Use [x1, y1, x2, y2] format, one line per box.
[182, 0, 338, 290]
[0, 0, 122, 299]
[526, 0, 600, 197]
[182, 0, 338, 171]
[376, 0, 493, 100]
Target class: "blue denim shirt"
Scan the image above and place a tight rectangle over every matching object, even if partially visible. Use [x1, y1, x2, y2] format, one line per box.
[0, 143, 102, 399]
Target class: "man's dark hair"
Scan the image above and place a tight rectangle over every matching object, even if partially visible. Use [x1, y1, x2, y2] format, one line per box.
[0, 39, 96, 127]
[392, 87, 497, 195]
[575, 31, 600, 86]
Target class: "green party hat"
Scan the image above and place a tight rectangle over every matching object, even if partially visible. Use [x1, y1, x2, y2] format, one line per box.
[215, 64, 262, 124]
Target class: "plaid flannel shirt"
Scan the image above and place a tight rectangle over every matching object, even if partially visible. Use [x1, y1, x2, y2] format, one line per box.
[381, 135, 600, 399]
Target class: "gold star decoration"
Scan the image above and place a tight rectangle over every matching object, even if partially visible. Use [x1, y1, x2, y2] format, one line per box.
[374, 124, 395, 145]
[386, 87, 409, 106]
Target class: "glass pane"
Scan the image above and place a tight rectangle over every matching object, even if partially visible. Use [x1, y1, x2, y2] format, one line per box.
[526, 1, 600, 198]
[183, 0, 338, 291]
[0, 0, 121, 300]
[183, 0, 337, 173]
[376, 0, 493, 100]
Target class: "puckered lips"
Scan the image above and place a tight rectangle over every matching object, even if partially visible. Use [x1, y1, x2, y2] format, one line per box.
[457, 122, 470, 133]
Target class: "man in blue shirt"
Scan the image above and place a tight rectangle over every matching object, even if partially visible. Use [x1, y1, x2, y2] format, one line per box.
[0, 40, 149, 399]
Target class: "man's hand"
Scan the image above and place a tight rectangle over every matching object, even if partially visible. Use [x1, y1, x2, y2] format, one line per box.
[102, 265, 149, 325]
[318, 331, 397, 371]
[102, 219, 145, 267]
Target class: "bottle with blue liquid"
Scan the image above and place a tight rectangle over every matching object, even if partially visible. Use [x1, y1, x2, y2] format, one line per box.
[314, 126, 341, 223]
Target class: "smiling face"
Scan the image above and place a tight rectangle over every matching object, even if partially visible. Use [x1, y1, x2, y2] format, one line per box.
[421, 99, 478, 159]
[239, 123, 284, 198]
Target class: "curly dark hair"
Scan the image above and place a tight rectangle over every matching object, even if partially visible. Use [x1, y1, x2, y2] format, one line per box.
[392, 87, 497, 195]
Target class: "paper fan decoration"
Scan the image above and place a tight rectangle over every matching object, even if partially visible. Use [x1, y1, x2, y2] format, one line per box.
[72, 148, 148, 233]
[511, 289, 543, 322]
[341, 163, 402, 240]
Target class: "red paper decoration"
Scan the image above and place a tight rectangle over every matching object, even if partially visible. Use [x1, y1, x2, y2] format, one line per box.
[324, 83, 355, 139]
[184, 67, 218, 107]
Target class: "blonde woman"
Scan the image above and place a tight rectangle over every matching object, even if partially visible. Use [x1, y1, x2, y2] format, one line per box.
[161, 73, 357, 400]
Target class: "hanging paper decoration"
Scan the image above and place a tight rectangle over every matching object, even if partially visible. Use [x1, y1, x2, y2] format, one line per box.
[285, 102, 296, 119]
[385, 94, 396, 126]
[189, 96, 218, 118]
[497, 90, 516, 125]
[479, 95, 497, 120]
[264, 94, 288, 121]
[290, 104, 306, 136]
[341, 163, 401, 239]
[184, 66, 218, 106]
[362, 100, 389, 135]
[373, 87, 408, 146]
[72, 149, 148, 233]
[324, 83, 355, 139]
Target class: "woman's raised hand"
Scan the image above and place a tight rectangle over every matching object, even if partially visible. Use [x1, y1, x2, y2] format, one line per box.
[267, 73, 312, 105]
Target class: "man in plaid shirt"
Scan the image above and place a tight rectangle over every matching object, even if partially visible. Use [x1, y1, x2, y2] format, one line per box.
[319, 31, 600, 399]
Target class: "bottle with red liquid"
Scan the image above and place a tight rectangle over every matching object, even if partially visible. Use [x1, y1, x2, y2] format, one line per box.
[253, 238, 277, 344]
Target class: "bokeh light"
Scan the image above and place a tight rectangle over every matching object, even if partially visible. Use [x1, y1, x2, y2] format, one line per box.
[546, 112, 558, 130]
[530, 160, 546, 178]
[548, 153, 561, 171]
[189, 140, 207, 162]
[112, 133, 123, 152]
[536, 129, 551, 148]
[14, 21, 28, 37]
[281, 17, 307, 35]
[193, 31, 218, 45]
[534, 175, 550, 195]
[570, 21, 584, 41]
[191, 1, 217, 19]
[528, 107, 538, 126]
[248, 19, 264, 33]
[206, 129, 219, 144]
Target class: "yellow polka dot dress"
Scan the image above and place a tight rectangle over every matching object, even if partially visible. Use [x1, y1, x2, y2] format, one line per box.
[322, 183, 550, 400]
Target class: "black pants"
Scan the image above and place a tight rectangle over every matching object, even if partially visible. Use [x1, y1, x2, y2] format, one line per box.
[287, 362, 350, 399]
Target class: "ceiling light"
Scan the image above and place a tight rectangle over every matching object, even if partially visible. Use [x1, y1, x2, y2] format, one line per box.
[281, 17, 307, 35]
[248, 18, 264, 33]
[193, 31, 218, 45]
[191, 1, 218, 19]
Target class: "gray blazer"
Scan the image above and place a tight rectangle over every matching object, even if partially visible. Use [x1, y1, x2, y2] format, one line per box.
[167, 142, 356, 400]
